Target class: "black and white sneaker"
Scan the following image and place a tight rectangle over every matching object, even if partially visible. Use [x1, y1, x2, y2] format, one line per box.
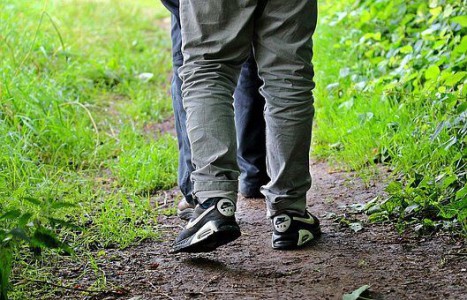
[271, 210, 321, 250]
[172, 198, 241, 253]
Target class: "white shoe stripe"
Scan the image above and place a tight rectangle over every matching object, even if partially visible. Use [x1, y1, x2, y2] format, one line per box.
[186, 205, 216, 229]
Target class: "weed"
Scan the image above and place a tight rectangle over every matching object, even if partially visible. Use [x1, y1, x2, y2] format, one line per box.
[314, 0, 466, 233]
[1, 0, 175, 298]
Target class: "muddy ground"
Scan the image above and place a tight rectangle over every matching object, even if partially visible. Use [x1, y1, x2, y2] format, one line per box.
[47, 161, 466, 300]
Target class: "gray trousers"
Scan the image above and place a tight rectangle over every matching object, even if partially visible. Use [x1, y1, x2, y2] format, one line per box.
[179, 0, 317, 216]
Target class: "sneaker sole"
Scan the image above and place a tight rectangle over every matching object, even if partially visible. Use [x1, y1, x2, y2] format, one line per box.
[172, 220, 241, 253]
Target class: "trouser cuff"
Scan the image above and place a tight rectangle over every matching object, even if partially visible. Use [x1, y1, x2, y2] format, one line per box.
[265, 197, 306, 218]
[193, 180, 238, 204]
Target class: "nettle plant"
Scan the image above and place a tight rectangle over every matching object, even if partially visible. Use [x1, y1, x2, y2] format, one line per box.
[0, 197, 77, 300]
[349, 0, 466, 95]
[333, 0, 466, 232]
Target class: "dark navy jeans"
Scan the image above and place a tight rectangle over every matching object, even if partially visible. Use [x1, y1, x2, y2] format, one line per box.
[162, 0, 269, 204]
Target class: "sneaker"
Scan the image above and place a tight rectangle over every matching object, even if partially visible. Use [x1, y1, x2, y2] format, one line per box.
[172, 198, 241, 253]
[271, 210, 321, 250]
[177, 198, 195, 221]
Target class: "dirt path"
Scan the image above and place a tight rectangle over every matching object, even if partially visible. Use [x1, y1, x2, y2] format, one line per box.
[65, 162, 465, 300]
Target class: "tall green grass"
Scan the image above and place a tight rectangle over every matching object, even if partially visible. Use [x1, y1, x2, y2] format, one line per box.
[1, 0, 177, 298]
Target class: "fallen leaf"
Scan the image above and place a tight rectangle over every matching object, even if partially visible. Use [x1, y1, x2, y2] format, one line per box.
[343, 285, 370, 300]
[349, 222, 363, 233]
[137, 72, 154, 82]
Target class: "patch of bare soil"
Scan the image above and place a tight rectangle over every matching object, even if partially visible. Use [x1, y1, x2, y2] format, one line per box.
[143, 115, 176, 138]
[50, 162, 466, 300]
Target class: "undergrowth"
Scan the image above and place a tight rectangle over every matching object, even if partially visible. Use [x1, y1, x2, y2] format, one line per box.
[314, 0, 466, 234]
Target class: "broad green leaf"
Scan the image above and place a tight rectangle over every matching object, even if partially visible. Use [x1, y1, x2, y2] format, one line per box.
[360, 10, 371, 23]
[423, 218, 435, 227]
[429, 7, 442, 17]
[400, 45, 413, 54]
[368, 212, 389, 223]
[452, 15, 467, 27]
[32, 226, 73, 254]
[386, 181, 403, 193]
[444, 72, 467, 87]
[438, 86, 446, 93]
[432, 40, 445, 50]
[425, 65, 440, 80]
[23, 197, 41, 206]
[452, 36, 467, 56]
[457, 102, 467, 114]
[362, 32, 381, 41]
[18, 213, 33, 227]
[0, 210, 21, 220]
[455, 185, 467, 201]
[443, 5, 453, 18]
[442, 175, 458, 189]
[32, 227, 60, 249]
[50, 202, 77, 210]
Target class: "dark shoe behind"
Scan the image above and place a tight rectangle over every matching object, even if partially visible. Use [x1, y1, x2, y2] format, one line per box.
[177, 198, 195, 221]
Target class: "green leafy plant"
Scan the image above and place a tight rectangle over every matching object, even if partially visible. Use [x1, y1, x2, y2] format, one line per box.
[314, 0, 466, 233]
[0, 197, 78, 299]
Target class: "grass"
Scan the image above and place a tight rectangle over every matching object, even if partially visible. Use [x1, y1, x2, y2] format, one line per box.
[312, 2, 391, 174]
[312, 0, 466, 232]
[1, 0, 465, 298]
[1, 0, 178, 298]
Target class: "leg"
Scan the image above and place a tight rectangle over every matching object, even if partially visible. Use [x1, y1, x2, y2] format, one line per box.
[173, 0, 255, 253]
[161, 0, 195, 220]
[254, 0, 321, 249]
[234, 53, 269, 198]
[254, 0, 318, 217]
[179, 0, 254, 205]
[166, 8, 195, 206]
[162, 0, 266, 219]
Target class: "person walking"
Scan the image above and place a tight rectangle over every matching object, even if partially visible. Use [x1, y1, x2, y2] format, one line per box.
[161, 0, 270, 220]
[173, 0, 321, 253]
